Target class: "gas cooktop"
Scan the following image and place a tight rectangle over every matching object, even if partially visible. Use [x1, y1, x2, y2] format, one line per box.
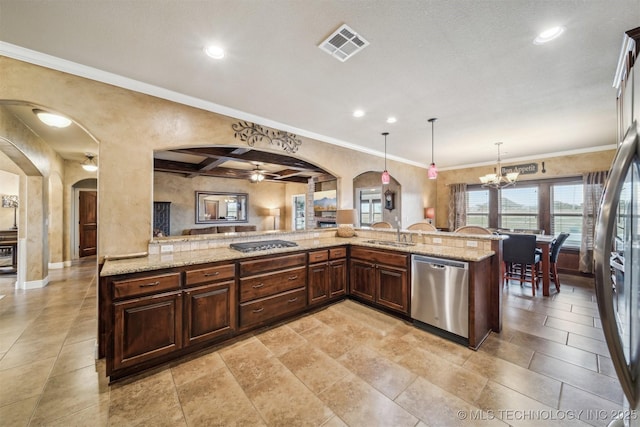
[229, 240, 298, 253]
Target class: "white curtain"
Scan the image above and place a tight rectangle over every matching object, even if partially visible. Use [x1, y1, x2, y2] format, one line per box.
[579, 170, 608, 273]
[448, 183, 467, 231]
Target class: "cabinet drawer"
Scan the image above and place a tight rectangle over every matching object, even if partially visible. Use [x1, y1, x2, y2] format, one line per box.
[329, 247, 347, 259]
[240, 287, 306, 328]
[113, 272, 181, 299]
[350, 247, 408, 268]
[239, 253, 306, 276]
[239, 266, 306, 303]
[308, 250, 329, 263]
[185, 264, 235, 287]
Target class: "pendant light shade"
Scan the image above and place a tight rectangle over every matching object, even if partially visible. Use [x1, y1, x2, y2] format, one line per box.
[427, 118, 438, 179]
[81, 154, 98, 172]
[381, 132, 390, 185]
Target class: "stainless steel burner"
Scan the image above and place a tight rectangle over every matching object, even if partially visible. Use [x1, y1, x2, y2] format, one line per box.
[229, 240, 298, 253]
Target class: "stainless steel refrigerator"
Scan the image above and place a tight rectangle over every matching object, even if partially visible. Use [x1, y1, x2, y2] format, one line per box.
[594, 27, 640, 426]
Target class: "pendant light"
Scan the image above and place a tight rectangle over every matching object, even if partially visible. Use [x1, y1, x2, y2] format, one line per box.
[427, 118, 438, 179]
[381, 132, 390, 185]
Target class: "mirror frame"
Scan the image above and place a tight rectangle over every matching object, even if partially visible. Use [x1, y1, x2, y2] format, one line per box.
[195, 191, 249, 224]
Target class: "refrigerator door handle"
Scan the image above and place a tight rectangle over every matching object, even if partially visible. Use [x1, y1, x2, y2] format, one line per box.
[594, 122, 639, 407]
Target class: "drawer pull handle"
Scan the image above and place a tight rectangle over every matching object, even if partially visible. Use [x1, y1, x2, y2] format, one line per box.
[252, 307, 264, 313]
[288, 297, 298, 303]
[253, 283, 264, 288]
[288, 275, 298, 281]
[204, 271, 220, 277]
[139, 281, 160, 288]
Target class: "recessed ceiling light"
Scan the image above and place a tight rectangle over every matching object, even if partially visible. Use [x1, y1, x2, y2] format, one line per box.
[533, 26, 565, 45]
[204, 45, 225, 59]
[33, 109, 72, 128]
[353, 110, 365, 118]
[386, 117, 397, 124]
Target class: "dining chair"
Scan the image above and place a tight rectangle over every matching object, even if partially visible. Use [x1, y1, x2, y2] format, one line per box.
[370, 221, 393, 229]
[453, 225, 493, 235]
[502, 233, 541, 296]
[407, 222, 436, 231]
[548, 232, 570, 292]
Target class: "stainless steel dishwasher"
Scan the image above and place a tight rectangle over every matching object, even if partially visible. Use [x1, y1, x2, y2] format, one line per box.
[411, 254, 469, 339]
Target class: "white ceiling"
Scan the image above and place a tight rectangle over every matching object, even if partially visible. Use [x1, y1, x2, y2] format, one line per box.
[0, 0, 638, 169]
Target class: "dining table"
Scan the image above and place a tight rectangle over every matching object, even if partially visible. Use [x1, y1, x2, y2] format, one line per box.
[535, 234, 555, 296]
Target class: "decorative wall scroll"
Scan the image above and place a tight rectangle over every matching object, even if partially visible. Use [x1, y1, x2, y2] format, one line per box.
[232, 121, 302, 154]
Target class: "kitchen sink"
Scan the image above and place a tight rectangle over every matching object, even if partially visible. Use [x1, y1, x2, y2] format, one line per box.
[363, 239, 416, 247]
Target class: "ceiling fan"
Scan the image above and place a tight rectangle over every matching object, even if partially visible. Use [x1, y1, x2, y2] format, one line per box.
[249, 163, 275, 183]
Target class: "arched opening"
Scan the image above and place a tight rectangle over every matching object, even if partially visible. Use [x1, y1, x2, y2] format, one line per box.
[0, 101, 99, 288]
[153, 146, 338, 235]
[353, 171, 402, 228]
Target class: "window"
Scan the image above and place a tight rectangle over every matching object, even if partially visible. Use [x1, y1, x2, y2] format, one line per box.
[499, 186, 539, 230]
[466, 189, 490, 227]
[359, 188, 382, 226]
[551, 182, 583, 247]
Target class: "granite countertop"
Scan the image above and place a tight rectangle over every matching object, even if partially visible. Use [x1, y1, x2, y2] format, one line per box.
[100, 236, 495, 277]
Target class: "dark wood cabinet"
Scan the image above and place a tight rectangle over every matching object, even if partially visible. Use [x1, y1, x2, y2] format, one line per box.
[113, 291, 182, 371]
[308, 247, 347, 306]
[350, 247, 409, 315]
[239, 252, 307, 329]
[183, 262, 236, 346]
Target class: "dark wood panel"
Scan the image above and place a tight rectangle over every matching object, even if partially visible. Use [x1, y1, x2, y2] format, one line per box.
[350, 247, 408, 268]
[79, 190, 97, 257]
[308, 262, 329, 305]
[308, 250, 329, 263]
[239, 266, 306, 302]
[469, 257, 491, 349]
[329, 247, 347, 259]
[329, 259, 347, 298]
[239, 253, 306, 276]
[239, 287, 306, 328]
[185, 264, 235, 287]
[184, 281, 236, 346]
[113, 272, 181, 300]
[349, 259, 376, 302]
[113, 292, 182, 370]
[376, 265, 408, 314]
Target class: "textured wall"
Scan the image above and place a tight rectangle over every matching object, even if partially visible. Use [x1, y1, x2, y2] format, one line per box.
[434, 150, 616, 229]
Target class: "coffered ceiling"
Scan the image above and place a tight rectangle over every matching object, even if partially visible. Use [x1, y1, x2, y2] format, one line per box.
[1, 1, 639, 170]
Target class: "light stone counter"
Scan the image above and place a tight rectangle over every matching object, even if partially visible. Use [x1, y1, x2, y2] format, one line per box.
[101, 235, 495, 277]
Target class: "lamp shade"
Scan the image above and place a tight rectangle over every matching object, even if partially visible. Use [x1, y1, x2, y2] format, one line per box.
[336, 209, 357, 225]
[381, 170, 390, 185]
[427, 163, 438, 179]
[424, 207, 435, 219]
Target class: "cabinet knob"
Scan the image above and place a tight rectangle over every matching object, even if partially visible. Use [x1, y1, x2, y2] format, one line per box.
[252, 307, 264, 313]
[204, 271, 220, 277]
[287, 297, 298, 303]
[288, 275, 298, 281]
[252, 283, 265, 289]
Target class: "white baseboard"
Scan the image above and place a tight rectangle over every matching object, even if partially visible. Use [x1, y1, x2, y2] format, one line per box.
[19, 276, 50, 289]
[48, 262, 65, 269]
[63, 260, 72, 267]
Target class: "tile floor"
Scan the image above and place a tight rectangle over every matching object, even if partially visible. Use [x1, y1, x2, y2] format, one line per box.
[0, 258, 626, 426]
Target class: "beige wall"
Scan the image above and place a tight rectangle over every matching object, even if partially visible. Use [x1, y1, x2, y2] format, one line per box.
[0, 57, 430, 259]
[434, 150, 616, 229]
[153, 171, 307, 234]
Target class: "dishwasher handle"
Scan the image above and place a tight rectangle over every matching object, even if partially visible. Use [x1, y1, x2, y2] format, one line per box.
[411, 254, 468, 270]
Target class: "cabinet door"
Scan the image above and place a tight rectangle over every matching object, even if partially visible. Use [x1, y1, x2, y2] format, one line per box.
[113, 292, 182, 370]
[329, 259, 347, 298]
[349, 259, 376, 302]
[184, 281, 236, 346]
[377, 265, 408, 314]
[308, 262, 329, 306]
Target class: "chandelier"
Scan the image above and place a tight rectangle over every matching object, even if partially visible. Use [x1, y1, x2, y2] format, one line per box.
[479, 142, 519, 189]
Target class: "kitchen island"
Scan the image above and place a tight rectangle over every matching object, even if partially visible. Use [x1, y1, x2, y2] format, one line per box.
[99, 228, 503, 381]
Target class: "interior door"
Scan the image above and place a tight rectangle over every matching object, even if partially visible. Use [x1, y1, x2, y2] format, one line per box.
[79, 190, 97, 257]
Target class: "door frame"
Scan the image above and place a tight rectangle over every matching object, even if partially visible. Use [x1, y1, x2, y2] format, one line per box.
[72, 187, 97, 260]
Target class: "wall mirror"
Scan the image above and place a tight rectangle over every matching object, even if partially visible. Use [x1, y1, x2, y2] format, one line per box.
[196, 191, 248, 224]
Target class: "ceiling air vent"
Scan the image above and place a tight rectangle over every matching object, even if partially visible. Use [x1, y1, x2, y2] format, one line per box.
[319, 24, 369, 62]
